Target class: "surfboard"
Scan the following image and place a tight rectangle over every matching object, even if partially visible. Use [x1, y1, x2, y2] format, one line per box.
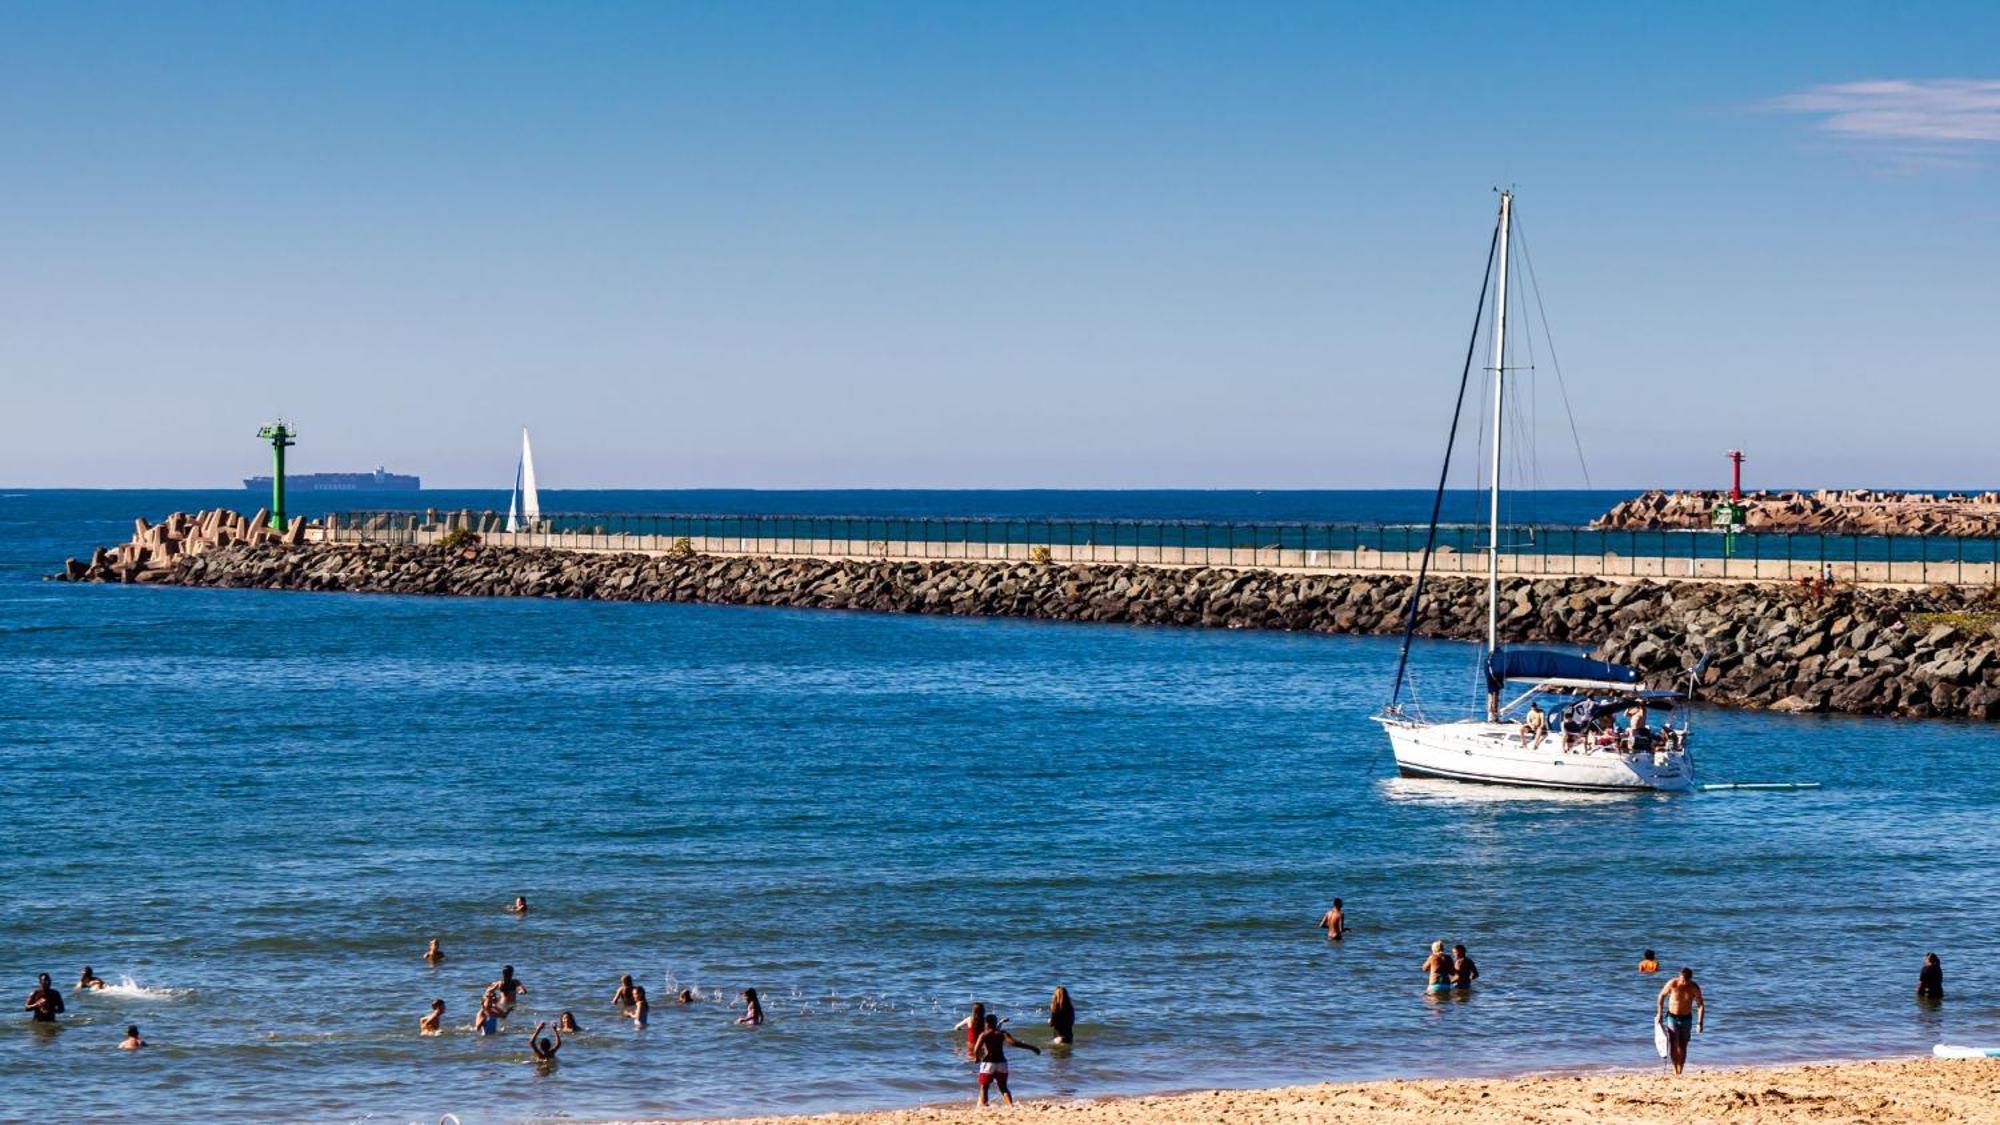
[1932, 1044, 2000, 1059]
[1653, 1021, 1669, 1058]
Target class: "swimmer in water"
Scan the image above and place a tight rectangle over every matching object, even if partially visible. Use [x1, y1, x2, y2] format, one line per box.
[420, 999, 446, 1034]
[1638, 949, 1659, 974]
[675, 988, 696, 1006]
[1451, 944, 1479, 990]
[556, 1010, 582, 1034]
[972, 1012, 1041, 1106]
[954, 1002, 986, 1055]
[1318, 898, 1345, 941]
[119, 1024, 145, 1050]
[737, 988, 765, 1026]
[508, 895, 529, 915]
[530, 1020, 562, 1064]
[1422, 941, 1452, 994]
[491, 966, 527, 1011]
[612, 974, 638, 1010]
[474, 992, 505, 1036]
[631, 986, 650, 1028]
[24, 974, 65, 1023]
[424, 939, 445, 965]
[77, 967, 107, 991]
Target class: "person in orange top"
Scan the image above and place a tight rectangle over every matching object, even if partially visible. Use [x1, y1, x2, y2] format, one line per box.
[1638, 949, 1660, 974]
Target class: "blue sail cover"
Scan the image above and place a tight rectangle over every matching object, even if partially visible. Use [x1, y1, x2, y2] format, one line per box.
[1484, 647, 1641, 692]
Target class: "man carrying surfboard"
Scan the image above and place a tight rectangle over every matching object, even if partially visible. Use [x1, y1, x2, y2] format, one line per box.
[1655, 967, 1706, 1075]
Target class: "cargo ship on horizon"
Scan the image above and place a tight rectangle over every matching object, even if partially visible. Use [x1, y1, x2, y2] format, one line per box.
[244, 467, 420, 491]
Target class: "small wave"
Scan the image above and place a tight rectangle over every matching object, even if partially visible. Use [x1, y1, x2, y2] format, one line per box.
[98, 976, 190, 1001]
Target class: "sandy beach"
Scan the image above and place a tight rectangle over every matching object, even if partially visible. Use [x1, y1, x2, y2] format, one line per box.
[672, 1058, 2000, 1125]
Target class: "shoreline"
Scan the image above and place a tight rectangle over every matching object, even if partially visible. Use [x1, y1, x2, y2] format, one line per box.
[629, 1056, 2000, 1124]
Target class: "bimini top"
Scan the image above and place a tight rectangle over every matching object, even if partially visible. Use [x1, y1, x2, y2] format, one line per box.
[1485, 646, 1640, 693]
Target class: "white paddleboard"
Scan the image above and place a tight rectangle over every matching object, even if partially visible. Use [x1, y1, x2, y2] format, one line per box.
[1933, 1044, 2000, 1059]
[1653, 1021, 1669, 1058]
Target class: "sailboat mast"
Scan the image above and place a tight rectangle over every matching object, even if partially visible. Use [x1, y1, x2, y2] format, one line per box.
[1485, 190, 1512, 721]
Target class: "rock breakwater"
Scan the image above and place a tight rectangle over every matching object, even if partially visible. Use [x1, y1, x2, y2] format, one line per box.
[1595, 489, 2000, 536]
[52, 512, 2000, 722]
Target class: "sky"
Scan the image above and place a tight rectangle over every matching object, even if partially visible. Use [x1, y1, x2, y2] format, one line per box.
[2, 1, 1996, 490]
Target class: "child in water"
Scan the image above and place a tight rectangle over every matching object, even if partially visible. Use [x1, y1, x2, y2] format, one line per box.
[1638, 949, 1660, 974]
[530, 1020, 563, 1065]
[119, 1024, 146, 1050]
[420, 999, 446, 1034]
[737, 988, 765, 1025]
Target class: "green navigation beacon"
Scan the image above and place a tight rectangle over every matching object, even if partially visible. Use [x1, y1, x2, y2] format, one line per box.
[1711, 449, 1748, 558]
[257, 421, 297, 530]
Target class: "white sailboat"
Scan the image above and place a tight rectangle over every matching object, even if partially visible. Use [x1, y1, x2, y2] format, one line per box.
[504, 428, 541, 534]
[1373, 192, 1694, 793]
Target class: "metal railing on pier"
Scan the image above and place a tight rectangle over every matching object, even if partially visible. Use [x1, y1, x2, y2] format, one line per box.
[321, 509, 2000, 587]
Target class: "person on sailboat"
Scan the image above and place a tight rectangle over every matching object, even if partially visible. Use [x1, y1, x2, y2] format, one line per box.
[1519, 703, 1549, 748]
[1624, 703, 1651, 742]
[1559, 705, 1591, 752]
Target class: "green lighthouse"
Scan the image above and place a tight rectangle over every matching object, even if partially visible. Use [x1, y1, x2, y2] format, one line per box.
[257, 421, 296, 530]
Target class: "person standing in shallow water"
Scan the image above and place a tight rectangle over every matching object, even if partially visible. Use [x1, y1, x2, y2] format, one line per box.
[737, 988, 764, 1026]
[1048, 987, 1075, 1046]
[24, 974, 64, 1023]
[423, 939, 445, 965]
[631, 986, 650, 1028]
[508, 896, 529, 916]
[119, 1024, 145, 1050]
[1655, 967, 1706, 1075]
[1917, 953, 1944, 1001]
[420, 999, 446, 1034]
[1318, 899, 1345, 941]
[491, 966, 527, 1011]
[954, 1002, 986, 1055]
[1450, 944, 1479, 990]
[1421, 942, 1452, 994]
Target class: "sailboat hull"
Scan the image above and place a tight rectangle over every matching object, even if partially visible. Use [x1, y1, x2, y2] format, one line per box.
[1378, 717, 1693, 793]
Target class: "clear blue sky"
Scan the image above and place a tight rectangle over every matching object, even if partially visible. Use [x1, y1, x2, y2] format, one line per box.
[3, 1, 1996, 490]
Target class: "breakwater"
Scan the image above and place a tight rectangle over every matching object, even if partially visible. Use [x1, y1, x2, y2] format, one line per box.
[54, 513, 2000, 721]
[1596, 488, 2000, 536]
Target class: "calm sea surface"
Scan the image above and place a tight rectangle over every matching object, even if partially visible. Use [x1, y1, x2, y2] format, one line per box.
[3, 490, 1997, 1123]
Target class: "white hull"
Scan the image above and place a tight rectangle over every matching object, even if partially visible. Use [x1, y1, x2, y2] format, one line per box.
[1378, 717, 1693, 793]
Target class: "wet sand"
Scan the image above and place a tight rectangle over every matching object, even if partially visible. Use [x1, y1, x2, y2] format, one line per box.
[663, 1057, 2000, 1124]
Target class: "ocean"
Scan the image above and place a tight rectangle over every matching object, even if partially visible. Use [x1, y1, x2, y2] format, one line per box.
[3, 489, 1997, 1122]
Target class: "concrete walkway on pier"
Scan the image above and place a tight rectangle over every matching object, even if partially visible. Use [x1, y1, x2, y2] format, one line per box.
[316, 526, 1990, 588]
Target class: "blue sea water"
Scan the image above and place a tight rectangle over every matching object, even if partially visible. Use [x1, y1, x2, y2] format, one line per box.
[3, 489, 1998, 1123]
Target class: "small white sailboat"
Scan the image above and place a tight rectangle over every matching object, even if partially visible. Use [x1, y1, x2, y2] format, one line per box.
[504, 428, 541, 534]
[1373, 192, 1694, 794]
